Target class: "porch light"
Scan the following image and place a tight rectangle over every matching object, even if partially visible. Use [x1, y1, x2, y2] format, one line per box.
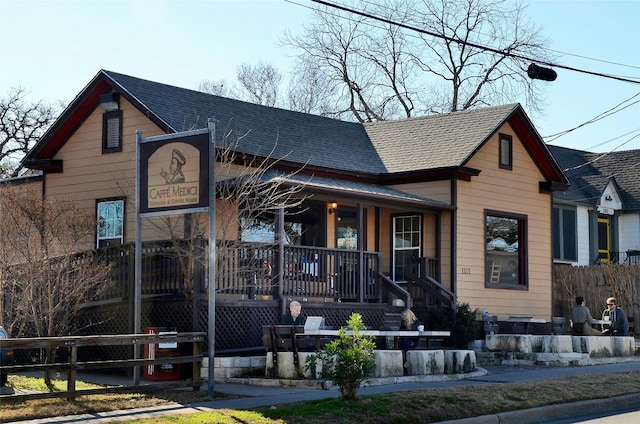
[328, 202, 338, 215]
[99, 92, 120, 112]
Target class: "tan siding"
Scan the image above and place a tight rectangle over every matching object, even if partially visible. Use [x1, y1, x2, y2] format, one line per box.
[44, 100, 168, 249]
[455, 124, 553, 320]
[388, 180, 452, 203]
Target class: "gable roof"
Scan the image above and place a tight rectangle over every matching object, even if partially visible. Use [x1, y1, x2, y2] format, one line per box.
[549, 145, 640, 211]
[24, 69, 568, 188]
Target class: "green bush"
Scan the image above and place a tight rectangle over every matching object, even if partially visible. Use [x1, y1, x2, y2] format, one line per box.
[304, 313, 376, 401]
[428, 302, 480, 348]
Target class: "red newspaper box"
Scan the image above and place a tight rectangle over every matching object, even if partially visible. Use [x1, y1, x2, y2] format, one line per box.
[143, 327, 181, 381]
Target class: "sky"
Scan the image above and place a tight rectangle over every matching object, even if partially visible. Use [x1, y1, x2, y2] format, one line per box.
[1, 0, 639, 154]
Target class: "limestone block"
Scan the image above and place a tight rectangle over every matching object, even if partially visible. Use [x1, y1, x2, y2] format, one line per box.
[406, 350, 445, 375]
[572, 336, 612, 357]
[371, 350, 404, 377]
[611, 337, 635, 356]
[265, 352, 304, 378]
[485, 335, 533, 353]
[443, 350, 476, 374]
[537, 335, 573, 353]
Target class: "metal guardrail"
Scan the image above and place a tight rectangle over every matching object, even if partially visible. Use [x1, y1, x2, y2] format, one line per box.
[0, 332, 205, 403]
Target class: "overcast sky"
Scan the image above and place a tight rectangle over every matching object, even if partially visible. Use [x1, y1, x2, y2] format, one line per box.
[1, 0, 639, 153]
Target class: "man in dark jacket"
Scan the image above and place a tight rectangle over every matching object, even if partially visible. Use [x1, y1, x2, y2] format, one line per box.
[603, 297, 629, 336]
[280, 300, 305, 325]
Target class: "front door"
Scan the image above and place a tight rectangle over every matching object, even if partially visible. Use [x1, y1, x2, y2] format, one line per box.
[597, 217, 611, 263]
[393, 214, 421, 281]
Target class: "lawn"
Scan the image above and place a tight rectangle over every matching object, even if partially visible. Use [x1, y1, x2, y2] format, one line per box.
[1, 371, 639, 423]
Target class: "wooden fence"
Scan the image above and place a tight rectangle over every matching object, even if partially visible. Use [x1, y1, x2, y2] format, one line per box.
[0, 332, 205, 403]
[553, 263, 640, 334]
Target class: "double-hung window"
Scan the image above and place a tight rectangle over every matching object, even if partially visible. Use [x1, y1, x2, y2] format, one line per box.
[97, 198, 125, 248]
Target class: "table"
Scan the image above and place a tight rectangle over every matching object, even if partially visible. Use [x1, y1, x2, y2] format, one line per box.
[507, 317, 546, 334]
[592, 319, 611, 332]
[302, 329, 451, 349]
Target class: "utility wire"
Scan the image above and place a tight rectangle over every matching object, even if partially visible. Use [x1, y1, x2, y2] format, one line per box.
[544, 92, 640, 142]
[308, 0, 640, 85]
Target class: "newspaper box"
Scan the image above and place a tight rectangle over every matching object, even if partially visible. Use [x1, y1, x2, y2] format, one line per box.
[143, 327, 180, 381]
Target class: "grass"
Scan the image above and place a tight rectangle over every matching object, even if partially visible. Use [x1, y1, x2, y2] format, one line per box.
[2, 371, 640, 423]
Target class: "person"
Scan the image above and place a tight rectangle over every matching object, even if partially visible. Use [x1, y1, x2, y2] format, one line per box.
[570, 296, 602, 336]
[160, 149, 186, 184]
[280, 300, 305, 325]
[398, 309, 421, 352]
[602, 297, 629, 336]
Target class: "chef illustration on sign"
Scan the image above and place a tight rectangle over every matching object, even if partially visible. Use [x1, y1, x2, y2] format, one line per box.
[160, 149, 186, 184]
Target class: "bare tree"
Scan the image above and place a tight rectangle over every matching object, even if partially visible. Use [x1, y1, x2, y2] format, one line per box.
[283, 0, 552, 121]
[197, 79, 231, 97]
[0, 87, 60, 178]
[0, 184, 113, 387]
[235, 62, 283, 107]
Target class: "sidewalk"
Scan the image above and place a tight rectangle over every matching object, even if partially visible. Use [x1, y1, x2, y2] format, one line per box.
[6, 357, 640, 424]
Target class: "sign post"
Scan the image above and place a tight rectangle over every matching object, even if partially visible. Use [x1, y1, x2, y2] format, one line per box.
[135, 125, 214, 394]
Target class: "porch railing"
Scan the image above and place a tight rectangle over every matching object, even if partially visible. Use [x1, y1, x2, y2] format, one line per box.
[216, 242, 381, 302]
[97, 241, 381, 303]
[404, 257, 456, 312]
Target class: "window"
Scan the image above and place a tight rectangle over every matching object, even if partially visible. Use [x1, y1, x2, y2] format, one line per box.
[485, 211, 527, 288]
[102, 110, 122, 153]
[553, 206, 577, 261]
[393, 214, 422, 281]
[499, 134, 512, 169]
[97, 199, 125, 248]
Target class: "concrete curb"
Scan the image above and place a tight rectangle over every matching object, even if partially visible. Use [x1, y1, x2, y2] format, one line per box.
[444, 393, 640, 423]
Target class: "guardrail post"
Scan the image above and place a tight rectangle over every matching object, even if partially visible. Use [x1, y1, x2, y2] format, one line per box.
[67, 345, 77, 400]
[192, 337, 201, 391]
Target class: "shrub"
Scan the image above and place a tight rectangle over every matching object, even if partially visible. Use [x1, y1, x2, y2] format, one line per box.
[428, 302, 480, 348]
[304, 313, 375, 401]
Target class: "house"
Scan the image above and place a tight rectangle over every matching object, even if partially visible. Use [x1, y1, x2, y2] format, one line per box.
[550, 146, 640, 266]
[9, 70, 569, 351]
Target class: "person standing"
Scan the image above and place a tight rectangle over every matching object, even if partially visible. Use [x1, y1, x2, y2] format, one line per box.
[603, 297, 629, 336]
[280, 300, 305, 325]
[571, 296, 601, 336]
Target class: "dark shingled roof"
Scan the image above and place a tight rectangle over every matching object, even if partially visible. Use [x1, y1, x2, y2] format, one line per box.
[105, 71, 388, 175]
[24, 70, 567, 189]
[550, 145, 640, 211]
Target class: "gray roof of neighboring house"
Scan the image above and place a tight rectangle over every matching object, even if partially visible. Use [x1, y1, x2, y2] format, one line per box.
[550, 145, 640, 211]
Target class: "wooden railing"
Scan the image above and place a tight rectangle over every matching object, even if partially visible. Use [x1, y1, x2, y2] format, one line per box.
[405, 257, 456, 312]
[0, 332, 205, 403]
[97, 241, 381, 302]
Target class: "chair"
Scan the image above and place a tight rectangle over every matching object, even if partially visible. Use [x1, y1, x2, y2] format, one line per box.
[262, 325, 307, 369]
[483, 314, 499, 335]
[552, 316, 567, 335]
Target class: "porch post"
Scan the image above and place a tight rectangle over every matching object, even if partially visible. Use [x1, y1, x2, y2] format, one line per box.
[276, 207, 286, 314]
[358, 203, 364, 303]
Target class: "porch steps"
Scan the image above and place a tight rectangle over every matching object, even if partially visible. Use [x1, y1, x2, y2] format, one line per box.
[381, 312, 402, 331]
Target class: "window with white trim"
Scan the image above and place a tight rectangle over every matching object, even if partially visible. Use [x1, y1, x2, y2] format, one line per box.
[97, 199, 124, 248]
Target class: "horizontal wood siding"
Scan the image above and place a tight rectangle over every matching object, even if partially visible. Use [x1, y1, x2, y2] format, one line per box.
[44, 100, 168, 249]
[455, 124, 553, 320]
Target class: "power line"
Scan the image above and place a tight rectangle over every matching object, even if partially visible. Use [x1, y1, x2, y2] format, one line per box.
[544, 92, 640, 142]
[308, 0, 640, 85]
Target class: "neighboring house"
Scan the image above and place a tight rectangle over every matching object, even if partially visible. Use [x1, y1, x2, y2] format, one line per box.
[6, 70, 569, 349]
[550, 146, 640, 266]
